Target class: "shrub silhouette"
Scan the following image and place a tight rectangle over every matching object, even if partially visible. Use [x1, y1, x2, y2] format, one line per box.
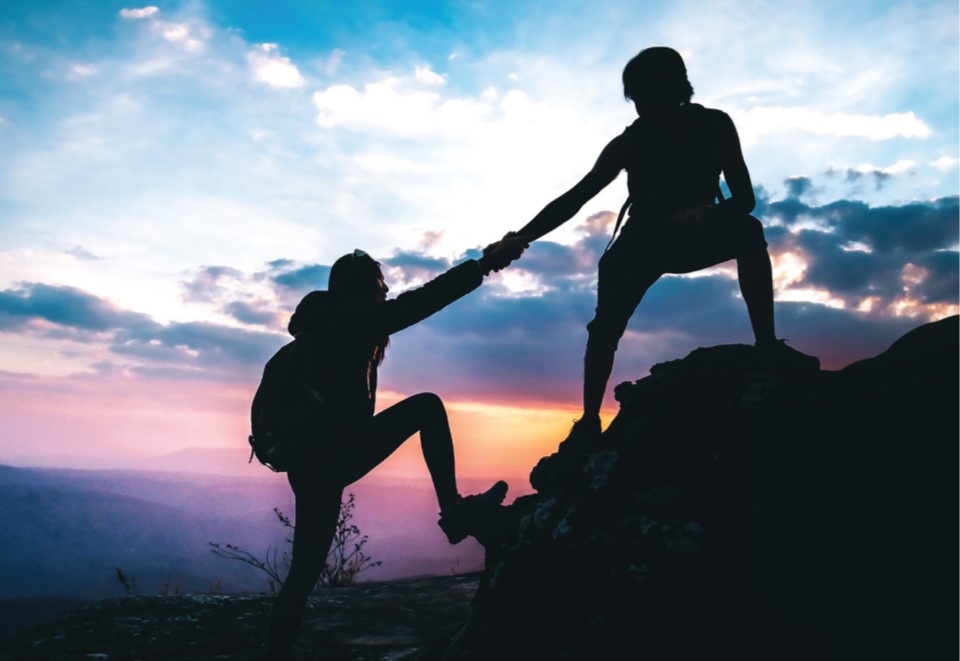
[210, 493, 381, 593]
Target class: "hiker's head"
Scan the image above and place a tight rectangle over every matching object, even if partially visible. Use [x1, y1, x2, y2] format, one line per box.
[329, 249, 389, 304]
[328, 249, 390, 364]
[622, 47, 693, 111]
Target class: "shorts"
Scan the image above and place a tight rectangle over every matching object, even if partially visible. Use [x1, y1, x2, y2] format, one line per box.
[586, 209, 767, 350]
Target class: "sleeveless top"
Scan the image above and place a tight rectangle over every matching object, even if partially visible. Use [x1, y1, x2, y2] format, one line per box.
[620, 103, 727, 227]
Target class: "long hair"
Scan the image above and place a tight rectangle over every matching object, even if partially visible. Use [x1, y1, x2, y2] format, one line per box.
[622, 47, 694, 106]
[328, 251, 389, 366]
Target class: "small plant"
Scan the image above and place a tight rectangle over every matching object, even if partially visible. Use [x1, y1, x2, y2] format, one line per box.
[115, 567, 188, 597]
[158, 575, 185, 597]
[320, 493, 383, 588]
[210, 492, 381, 593]
[209, 508, 290, 593]
[115, 566, 139, 596]
[208, 578, 223, 595]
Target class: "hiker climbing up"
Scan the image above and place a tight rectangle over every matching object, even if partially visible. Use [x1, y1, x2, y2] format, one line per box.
[513, 46, 818, 450]
[255, 234, 527, 659]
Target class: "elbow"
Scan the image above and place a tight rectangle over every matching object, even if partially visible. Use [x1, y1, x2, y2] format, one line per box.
[736, 188, 756, 215]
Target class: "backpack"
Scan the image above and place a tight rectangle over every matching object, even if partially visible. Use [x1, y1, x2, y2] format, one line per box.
[248, 333, 328, 472]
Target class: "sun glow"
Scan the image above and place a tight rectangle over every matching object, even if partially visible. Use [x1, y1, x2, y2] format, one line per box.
[371, 391, 616, 485]
[770, 250, 809, 291]
[777, 287, 846, 309]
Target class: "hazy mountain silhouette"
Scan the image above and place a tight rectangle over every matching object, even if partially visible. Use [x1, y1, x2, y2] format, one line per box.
[0, 467, 493, 639]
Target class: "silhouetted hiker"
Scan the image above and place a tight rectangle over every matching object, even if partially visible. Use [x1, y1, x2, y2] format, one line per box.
[514, 47, 818, 450]
[259, 236, 527, 660]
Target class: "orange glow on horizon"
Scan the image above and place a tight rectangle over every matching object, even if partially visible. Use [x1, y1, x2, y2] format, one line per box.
[371, 391, 617, 486]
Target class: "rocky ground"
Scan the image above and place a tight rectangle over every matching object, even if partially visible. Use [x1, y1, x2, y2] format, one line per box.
[428, 316, 958, 660]
[0, 574, 478, 660]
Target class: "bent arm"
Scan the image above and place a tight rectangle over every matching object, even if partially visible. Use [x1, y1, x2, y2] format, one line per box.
[716, 114, 755, 215]
[516, 138, 624, 241]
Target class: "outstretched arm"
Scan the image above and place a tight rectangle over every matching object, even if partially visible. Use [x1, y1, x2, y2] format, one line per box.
[369, 235, 528, 336]
[516, 137, 625, 241]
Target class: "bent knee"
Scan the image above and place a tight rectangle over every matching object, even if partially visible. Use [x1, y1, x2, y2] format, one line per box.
[412, 392, 445, 414]
[586, 317, 625, 353]
[739, 214, 767, 249]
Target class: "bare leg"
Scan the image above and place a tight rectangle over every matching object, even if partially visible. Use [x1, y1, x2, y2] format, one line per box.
[583, 247, 660, 420]
[339, 392, 459, 511]
[268, 482, 342, 659]
[583, 342, 616, 420]
[737, 247, 776, 346]
[268, 393, 461, 657]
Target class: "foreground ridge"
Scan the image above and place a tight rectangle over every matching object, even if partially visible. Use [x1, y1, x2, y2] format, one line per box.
[426, 316, 958, 660]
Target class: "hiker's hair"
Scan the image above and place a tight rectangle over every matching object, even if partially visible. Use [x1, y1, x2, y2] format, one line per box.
[329, 251, 389, 366]
[622, 47, 694, 106]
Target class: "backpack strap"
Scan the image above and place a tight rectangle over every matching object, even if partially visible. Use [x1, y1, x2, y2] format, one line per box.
[604, 195, 633, 253]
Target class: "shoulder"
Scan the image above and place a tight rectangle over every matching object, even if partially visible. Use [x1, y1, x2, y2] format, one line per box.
[619, 118, 642, 141]
[688, 103, 732, 124]
[693, 104, 736, 131]
[288, 290, 331, 336]
[597, 129, 632, 166]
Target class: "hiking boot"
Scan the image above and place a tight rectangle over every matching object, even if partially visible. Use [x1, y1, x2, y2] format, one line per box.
[558, 416, 602, 454]
[438, 480, 509, 544]
[757, 339, 820, 372]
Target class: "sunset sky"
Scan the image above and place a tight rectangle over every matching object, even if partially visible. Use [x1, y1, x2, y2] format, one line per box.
[0, 0, 957, 481]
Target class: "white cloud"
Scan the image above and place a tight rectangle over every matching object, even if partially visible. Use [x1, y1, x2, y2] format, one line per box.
[742, 106, 932, 140]
[322, 48, 345, 76]
[247, 43, 305, 89]
[931, 156, 959, 171]
[312, 74, 492, 134]
[851, 159, 916, 176]
[158, 21, 207, 53]
[119, 6, 159, 20]
[69, 64, 99, 78]
[162, 24, 189, 42]
[354, 154, 428, 174]
[118, 5, 206, 53]
[414, 65, 445, 86]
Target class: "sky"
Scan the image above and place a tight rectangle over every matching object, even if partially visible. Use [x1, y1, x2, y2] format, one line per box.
[0, 0, 957, 481]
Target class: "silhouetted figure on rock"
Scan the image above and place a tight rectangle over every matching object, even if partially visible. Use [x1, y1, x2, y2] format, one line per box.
[514, 46, 818, 450]
[257, 237, 526, 660]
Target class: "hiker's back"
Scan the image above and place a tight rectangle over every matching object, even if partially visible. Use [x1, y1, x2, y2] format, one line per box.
[622, 103, 726, 222]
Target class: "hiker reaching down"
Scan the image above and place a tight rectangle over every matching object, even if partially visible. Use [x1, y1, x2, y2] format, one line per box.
[513, 47, 818, 451]
[256, 234, 527, 659]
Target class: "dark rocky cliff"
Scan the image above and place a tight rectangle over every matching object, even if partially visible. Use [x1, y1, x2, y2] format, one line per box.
[427, 315, 958, 660]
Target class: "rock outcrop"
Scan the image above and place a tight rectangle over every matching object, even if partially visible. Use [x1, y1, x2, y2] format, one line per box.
[427, 316, 958, 660]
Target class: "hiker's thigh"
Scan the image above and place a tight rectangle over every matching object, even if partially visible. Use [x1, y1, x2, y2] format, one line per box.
[587, 239, 662, 353]
[336, 393, 446, 485]
[664, 212, 768, 273]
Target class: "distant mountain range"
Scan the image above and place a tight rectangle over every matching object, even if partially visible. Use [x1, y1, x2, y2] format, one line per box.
[0, 464, 495, 609]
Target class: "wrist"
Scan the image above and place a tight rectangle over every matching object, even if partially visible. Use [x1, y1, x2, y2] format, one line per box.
[476, 255, 492, 275]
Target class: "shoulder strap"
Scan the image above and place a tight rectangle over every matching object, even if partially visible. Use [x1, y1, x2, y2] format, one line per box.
[604, 196, 633, 253]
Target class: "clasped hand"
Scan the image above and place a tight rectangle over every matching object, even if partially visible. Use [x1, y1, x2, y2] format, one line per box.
[482, 232, 530, 273]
